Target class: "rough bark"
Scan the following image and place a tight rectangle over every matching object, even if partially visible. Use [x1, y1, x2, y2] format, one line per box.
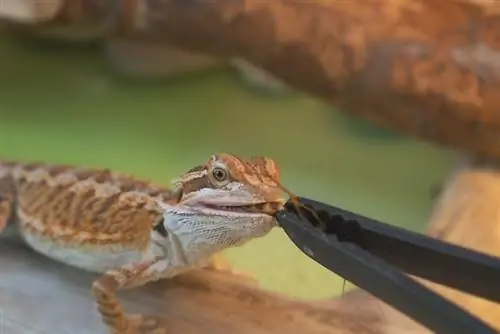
[4, 1, 500, 158]
[422, 155, 500, 329]
[121, 0, 500, 160]
[0, 230, 424, 334]
[0, 0, 61, 23]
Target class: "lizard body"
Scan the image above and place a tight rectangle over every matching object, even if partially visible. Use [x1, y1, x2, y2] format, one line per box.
[0, 153, 285, 334]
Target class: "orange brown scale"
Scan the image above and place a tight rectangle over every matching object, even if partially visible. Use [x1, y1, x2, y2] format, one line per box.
[175, 153, 285, 216]
[0, 161, 174, 251]
[216, 153, 283, 203]
[209, 155, 323, 225]
[0, 155, 293, 252]
[0, 154, 302, 334]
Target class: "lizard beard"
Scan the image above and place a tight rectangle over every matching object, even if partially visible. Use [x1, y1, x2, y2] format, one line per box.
[160, 207, 276, 266]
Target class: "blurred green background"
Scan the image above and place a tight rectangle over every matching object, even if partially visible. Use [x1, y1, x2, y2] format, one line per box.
[0, 37, 454, 300]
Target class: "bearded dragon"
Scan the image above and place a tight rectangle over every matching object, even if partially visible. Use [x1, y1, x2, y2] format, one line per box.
[0, 153, 286, 334]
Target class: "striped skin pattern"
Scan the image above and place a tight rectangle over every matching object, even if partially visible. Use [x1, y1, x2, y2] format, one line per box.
[0, 153, 285, 334]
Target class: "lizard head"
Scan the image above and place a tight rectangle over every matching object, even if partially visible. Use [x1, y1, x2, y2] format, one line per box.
[158, 153, 285, 257]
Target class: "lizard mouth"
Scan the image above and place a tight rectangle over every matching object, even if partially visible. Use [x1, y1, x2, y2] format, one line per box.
[199, 202, 284, 215]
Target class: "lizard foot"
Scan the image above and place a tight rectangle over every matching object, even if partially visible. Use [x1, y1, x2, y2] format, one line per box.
[124, 313, 167, 334]
[92, 259, 170, 334]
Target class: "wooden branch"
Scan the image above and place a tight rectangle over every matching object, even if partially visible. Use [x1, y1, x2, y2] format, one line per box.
[0, 231, 424, 334]
[421, 155, 500, 330]
[4, 0, 500, 158]
[104, 40, 223, 78]
[120, 0, 500, 160]
[0, 0, 61, 23]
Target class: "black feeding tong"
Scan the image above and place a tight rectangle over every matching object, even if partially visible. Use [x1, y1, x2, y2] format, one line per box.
[275, 197, 500, 334]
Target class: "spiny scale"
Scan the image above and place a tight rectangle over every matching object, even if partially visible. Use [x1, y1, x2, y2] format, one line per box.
[0, 160, 174, 251]
[177, 153, 282, 203]
[215, 153, 281, 187]
[0, 154, 288, 333]
[0, 154, 285, 251]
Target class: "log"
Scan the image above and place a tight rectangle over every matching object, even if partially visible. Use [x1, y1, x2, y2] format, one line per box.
[421, 155, 500, 329]
[6, 1, 500, 156]
[5, 0, 500, 157]
[0, 0, 61, 24]
[0, 230, 423, 334]
[0, 0, 288, 92]
[121, 0, 500, 160]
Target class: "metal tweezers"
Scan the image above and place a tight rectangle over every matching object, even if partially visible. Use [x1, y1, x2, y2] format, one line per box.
[275, 197, 500, 334]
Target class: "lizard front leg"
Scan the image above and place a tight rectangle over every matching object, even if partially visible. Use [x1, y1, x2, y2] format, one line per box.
[91, 258, 169, 334]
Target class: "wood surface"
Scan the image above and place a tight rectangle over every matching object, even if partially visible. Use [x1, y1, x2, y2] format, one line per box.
[0, 228, 423, 334]
[124, 0, 500, 160]
[422, 155, 500, 329]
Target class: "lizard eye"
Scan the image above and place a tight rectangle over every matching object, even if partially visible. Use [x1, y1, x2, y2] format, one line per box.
[212, 167, 228, 182]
